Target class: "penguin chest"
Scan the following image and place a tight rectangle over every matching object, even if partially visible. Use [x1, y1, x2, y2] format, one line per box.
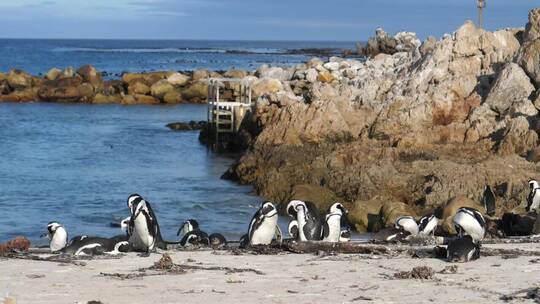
[130, 216, 155, 250]
[50, 230, 68, 252]
[250, 216, 277, 245]
[323, 216, 341, 242]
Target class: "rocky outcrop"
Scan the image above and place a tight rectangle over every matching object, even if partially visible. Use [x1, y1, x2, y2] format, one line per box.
[357, 28, 421, 57]
[221, 10, 540, 234]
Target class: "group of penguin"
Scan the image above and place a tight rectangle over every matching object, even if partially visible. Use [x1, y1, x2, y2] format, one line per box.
[42, 179, 540, 261]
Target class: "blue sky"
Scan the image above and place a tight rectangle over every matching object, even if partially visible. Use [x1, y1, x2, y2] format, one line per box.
[0, 0, 539, 41]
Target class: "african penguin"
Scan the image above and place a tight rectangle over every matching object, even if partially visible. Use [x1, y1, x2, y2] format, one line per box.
[177, 219, 201, 238]
[446, 235, 481, 263]
[288, 220, 299, 240]
[322, 203, 348, 242]
[43, 222, 129, 255]
[482, 185, 496, 216]
[395, 216, 419, 236]
[286, 200, 323, 241]
[179, 230, 210, 247]
[208, 233, 227, 249]
[453, 207, 486, 242]
[527, 180, 540, 213]
[246, 201, 280, 246]
[339, 228, 352, 242]
[43, 221, 68, 252]
[418, 214, 439, 236]
[127, 194, 168, 253]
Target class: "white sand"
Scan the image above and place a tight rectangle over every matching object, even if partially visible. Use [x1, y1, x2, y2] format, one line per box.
[1, 243, 539, 304]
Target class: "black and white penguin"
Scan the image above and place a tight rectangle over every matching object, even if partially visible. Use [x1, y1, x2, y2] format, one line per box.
[482, 185, 496, 216]
[43, 222, 129, 255]
[208, 233, 227, 249]
[246, 201, 281, 246]
[288, 220, 299, 240]
[286, 200, 323, 241]
[418, 214, 439, 236]
[339, 228, 352, 242]
[372, 216, 418, 242]
[446, 235, 481, 263]
[322, 203, 348, 242]
[127, 194, 168, 252]
[526, 180, 540, 213]
[177, 219, 201, 239]
[179, 230, 210, 247]
[453, 207, 486, 242]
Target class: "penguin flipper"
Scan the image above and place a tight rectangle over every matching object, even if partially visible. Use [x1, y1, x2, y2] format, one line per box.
[321, 222, 330, 240]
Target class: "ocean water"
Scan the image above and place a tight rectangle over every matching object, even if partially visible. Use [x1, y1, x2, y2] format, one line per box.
[0, 39, 356, 244]
[0, 103, 299, 244]
[0, 39, 355, 76]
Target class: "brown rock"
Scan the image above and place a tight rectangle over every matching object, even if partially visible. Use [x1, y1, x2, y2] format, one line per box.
[121, 94, 160, 105]
[77, 65, 102, 87]
[193, 69, 210, 81]
[46, 68, 62, 81]
[128, 81, 150, 95]
[122, 73, 145, 85]
[252, 78, 283, 97]
[150, 79, 175, 99]
[92, 93, 121, 104]
[497, 117, 538, 156]
[317, 70, 334, 83]
[288, 184, 342, 213]
[0, 88, 36, 102]
[163, 91, 182, 104]
[6, 69, 32, 89]
[379, 201, 416, 228]
[484, 63, 535, 114]
[348, 198, 385, 232]
[181, 81, 208, 102]
[167, 72, 190, 86]
[224, 69, 247, 79]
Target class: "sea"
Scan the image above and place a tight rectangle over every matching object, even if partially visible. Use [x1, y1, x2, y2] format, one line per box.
[0, 39, 355, 244]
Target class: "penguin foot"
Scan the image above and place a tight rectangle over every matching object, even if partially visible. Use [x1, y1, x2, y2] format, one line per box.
[138, 252, 151, 257]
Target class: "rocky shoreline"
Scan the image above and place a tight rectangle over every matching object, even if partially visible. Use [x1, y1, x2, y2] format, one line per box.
[219, 10, 540, 235]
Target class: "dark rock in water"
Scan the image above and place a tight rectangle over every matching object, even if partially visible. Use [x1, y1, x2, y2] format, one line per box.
[166, 121, 207, 131]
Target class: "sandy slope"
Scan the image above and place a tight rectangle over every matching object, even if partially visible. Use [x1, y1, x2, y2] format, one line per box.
[1, 243, 539, 304]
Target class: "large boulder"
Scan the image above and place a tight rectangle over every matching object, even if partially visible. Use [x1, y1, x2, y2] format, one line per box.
[128, 81, 151, 95]
[484, 63, 535, 114]
[181, 81, 208, 102]
[45, 68, 62, 81]
[379, 201, 416, 228]
[256, 66, 292, 82]
[224, 69, 247, 79]
[348, 198, 385, 232]
[517, 39, 540, 87]
[441, 196, 485, 235]
[121, 94, 160, 105]
[77, 65, 102, 87]
[163, 91, 182, 104]
[251, 78, 283, 97]
[0, 88, 37, 102]
[92, 93, 121, 104]
[150, 80, 175, 99]
[167, 72, 190, 86]
[496, 116, 538, 156]
[6, 70, 32, 89]
[288, 184, 342, 213]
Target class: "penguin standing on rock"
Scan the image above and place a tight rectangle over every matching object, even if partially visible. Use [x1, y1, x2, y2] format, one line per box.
[526, 180, 540, 213]
[286, 200, 323, 241]
[241, 201, 281, 247]
[322, 203, 349, 242]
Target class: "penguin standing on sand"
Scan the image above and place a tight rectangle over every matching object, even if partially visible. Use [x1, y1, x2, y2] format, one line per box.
[127, 194, 168, 253]
[42, 222, 129, 255]
[243, 201, 281, 247]
[286, 200, 323, 241]
[322, 203, 349, 242]
[526, 180, 540, 213]
[482, 185, 496, 216]
[453, 207, 486, 242]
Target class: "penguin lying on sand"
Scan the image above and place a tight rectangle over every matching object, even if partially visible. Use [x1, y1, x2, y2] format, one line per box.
[42, 222, 129, 256]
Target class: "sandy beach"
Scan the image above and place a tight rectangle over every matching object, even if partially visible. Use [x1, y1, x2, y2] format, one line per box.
[1, 242, 539, 304]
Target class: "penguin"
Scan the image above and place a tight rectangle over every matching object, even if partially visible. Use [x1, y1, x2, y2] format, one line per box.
[208, 233, 227, 249]
[288, 220, 299, 240]
[446, 235, 481, 263]
[526, 180, 540, 213]
[127, 194, 168, 253]
[395, 216, 419, 236]
[453, 207, 486, 242]
[239, 234, 249, 248]
[177, 219, 201, 238]
[286, 200, 323, 241]
[120, 216, 132, 237]
[42, 222, 129, 255]
[321, 203, 348, 242]
[179, 230, 210, 247]
[372, 216, 418, 242]
[482, 185, 496, 216]
[339, 228, 352, 242]
[42, 221, 68, 252]
[246, 201, 281, 246]
[418, 214, 439, 236]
